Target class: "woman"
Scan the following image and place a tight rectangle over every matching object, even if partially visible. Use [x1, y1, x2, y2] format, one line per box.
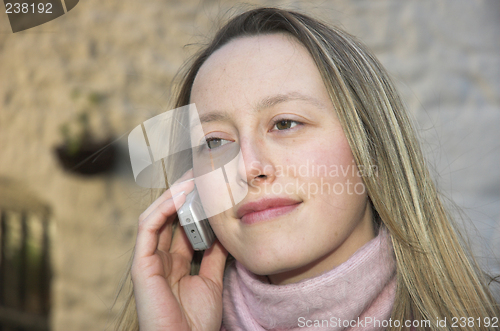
[117, 7, 499, 330]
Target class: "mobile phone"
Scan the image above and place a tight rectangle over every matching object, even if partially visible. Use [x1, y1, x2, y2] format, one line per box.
[177, 188, 216, 250]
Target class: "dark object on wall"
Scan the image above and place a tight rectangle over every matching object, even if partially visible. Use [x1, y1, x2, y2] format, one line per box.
[55, 92, 116, 176]
[54, 138, 116, 176]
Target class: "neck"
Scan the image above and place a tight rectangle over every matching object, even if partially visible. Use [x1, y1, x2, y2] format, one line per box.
[221, 225, 396, 331]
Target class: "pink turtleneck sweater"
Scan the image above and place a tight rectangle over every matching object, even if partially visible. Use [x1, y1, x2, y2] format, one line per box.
[220, 227, 397, 330]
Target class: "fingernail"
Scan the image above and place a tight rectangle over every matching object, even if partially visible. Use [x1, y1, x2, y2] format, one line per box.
[171, 191, 185, 199]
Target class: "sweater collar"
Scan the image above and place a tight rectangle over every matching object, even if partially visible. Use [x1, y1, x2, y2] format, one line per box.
[222, 227, 397, 330]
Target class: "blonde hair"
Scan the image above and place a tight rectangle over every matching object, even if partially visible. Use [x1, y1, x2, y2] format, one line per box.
[115, 7, 499, 330]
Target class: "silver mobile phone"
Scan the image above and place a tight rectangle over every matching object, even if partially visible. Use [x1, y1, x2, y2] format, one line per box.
[177, 188, 215, 250]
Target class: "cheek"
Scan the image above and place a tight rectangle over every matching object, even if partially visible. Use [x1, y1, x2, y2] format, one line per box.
[287, 139, 368, 217]
[207, 214, 232, 247]
[208, 213, 249, 259]
[195, 173, 233, 218]
[284, 139, 359, 183]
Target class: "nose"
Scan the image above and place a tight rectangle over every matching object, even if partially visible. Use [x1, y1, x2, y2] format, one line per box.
[237, 136, 276, 188]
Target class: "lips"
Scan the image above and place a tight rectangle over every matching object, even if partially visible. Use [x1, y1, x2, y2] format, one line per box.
[236, 197, 302, 225]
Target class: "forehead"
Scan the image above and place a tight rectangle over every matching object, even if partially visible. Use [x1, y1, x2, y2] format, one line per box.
[190, 33, 328, 113]
[196, 33, 307, 77]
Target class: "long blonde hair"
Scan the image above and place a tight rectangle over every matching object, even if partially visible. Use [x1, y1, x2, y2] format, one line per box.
[115, 7, 499, 330]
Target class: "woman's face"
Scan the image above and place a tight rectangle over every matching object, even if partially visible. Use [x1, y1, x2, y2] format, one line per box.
[190, 33, 375, 285]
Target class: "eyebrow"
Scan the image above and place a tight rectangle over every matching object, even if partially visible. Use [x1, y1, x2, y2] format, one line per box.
[196, 91, 326, 125]
[257, 91, 326, 111]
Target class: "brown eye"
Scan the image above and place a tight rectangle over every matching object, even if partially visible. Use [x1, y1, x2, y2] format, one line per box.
[274, 119, 298, 131]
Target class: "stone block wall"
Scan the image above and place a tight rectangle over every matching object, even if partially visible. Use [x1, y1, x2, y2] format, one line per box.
[0, 1, 498, 330]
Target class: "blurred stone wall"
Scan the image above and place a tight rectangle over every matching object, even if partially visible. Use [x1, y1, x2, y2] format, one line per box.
[0, 0, 498, 330]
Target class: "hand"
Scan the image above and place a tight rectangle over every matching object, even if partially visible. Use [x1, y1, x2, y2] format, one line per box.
[131, 169, 228, 331]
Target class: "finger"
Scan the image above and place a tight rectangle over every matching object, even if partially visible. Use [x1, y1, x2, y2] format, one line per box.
[198, 239, 228, 290]
[156, 214, 177, 253]
[168, 220, 194, 262]
[139, 169, 194, 221]
[140, 170, 194, 220]
[135, 192, 187, 259]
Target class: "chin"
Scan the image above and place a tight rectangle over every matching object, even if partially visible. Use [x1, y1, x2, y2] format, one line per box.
[236, 248, 308, 277]
[242, 261, 291, 277]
